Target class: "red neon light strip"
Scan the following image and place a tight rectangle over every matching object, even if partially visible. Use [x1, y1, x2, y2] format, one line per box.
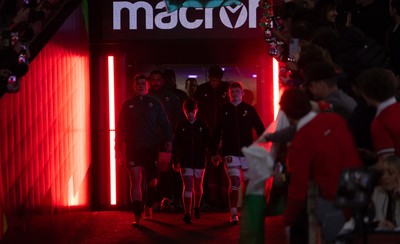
[272, 58, 280, 119]
[108, 56, 117, 205]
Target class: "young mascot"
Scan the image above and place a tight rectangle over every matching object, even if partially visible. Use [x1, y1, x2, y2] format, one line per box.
[172, 98, 210, 223]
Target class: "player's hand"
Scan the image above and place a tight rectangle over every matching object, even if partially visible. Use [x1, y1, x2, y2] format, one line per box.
[285, 226, 291, 243]
[211, 155, 221, 166]
[115, 143, 126, 166]
[172, 163, 181, 172]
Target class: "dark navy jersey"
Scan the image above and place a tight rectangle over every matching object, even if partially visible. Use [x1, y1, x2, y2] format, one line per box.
[194, 81, 230, 131]
[172, 119, 210, 169]
[149, 87, 183, 130]
[211, 102, 265, 156]
[116, 94, 172, 149]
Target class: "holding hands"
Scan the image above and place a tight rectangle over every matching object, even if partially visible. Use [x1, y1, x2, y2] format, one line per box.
[172, 161, 181, 172]
[211, 155, 222, 167]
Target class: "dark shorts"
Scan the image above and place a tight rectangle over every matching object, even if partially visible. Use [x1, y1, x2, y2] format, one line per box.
[126, 146, 158, 181]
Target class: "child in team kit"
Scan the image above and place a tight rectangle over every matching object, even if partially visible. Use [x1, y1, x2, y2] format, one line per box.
[172, 98, 211, 223]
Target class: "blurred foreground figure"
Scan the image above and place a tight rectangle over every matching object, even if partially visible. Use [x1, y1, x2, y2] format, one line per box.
[279, 88, 362, 243]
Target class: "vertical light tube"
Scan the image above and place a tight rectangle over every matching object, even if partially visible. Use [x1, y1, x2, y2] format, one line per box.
[108, 56, 117, 205]
[272, 58, 280, 119]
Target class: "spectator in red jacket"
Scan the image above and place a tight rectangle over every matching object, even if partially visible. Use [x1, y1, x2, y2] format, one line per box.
[279, 88, 362, 243]
[356, 68, 400, 160]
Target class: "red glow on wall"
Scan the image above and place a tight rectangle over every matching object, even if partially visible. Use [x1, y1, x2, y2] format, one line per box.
[108, 56, 117, 205]
[0, 4, 91, 224]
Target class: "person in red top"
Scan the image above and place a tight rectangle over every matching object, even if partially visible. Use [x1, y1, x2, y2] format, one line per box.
[356, 68, 400, 160]
[279, 88, 362, 243]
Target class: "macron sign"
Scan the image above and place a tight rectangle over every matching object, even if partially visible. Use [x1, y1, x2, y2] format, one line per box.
[103, 0, 261, 40]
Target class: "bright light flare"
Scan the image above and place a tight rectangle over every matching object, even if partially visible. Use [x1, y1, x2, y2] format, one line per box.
[108, 56, 117, 205]
[272, 58, 280, 120]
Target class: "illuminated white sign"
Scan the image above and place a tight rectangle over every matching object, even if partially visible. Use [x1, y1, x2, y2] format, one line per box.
[113, 0, 258, 30]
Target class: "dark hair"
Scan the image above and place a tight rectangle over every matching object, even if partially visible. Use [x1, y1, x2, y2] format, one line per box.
[314, 0, 337, 26]
[229, 81, 243, 90]
[163, 69, 176, 89]
[163, 69, 176, 80]
[183, 98, 198, 112]
[280, 1, 303, 19]
[134, 74, 148, 84]
[356, 68, 397, 102]
[279, 88, 311, 119]
[149, 70, 163, 77]
[314, 0, 337, 11]
[297, 44, 326, 70]
[312, 27, 339, 56]
[208, 65, 224, 79]
[185, 78, 197, 86]
[290, 19, 316, 41]
[391, 0, 400, 14]
[303, 62, 337, 87]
